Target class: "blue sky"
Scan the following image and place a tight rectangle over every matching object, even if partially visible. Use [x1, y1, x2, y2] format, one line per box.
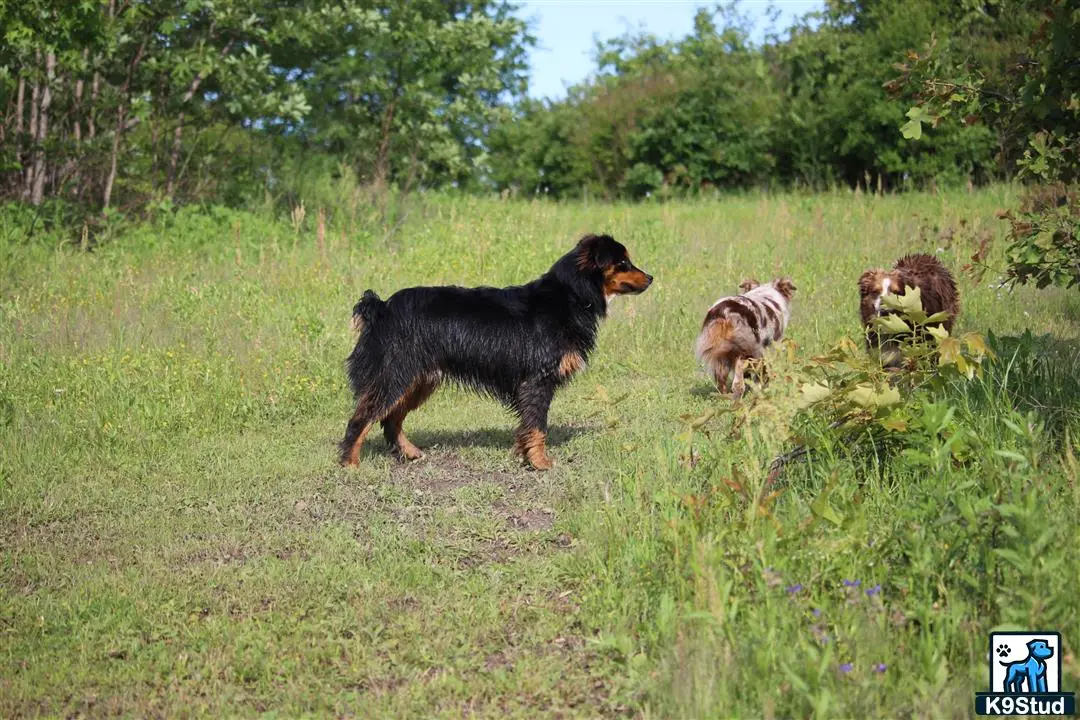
[518, 1, 823, 99]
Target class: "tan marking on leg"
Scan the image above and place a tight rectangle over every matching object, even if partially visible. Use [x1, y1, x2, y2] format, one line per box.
[514, 428, 553, 471]
[382, 375, 439, 461]
[341, 395, 377, 466]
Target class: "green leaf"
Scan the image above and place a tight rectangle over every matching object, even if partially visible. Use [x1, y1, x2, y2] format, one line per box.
[847, 384, 901, 409]
[873, 314, 911, 335]
[901, 106, 932, 139]
[880, 414, 907, 431]
[810, 492, 844, 527]
[926, 325, 949, 340]
[900, 118, 923, 140]
[799, 382, 831, 406]
[937, 336, 962, 365]
[895, 286, 924, 317]
[963, 333, 990, 357]
[906, 105, 932, 122]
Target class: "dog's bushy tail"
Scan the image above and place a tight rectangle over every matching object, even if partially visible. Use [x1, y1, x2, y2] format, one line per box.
[695, 318, 739, 362]
[350, 290, 386, 333]
[695, 318, 758, 383]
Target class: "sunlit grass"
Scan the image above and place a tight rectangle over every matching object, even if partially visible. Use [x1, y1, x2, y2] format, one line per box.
[2, 188, 1078, 716]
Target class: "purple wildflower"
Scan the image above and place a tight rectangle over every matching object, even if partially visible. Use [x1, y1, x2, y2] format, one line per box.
[874, 663, 887, 673]
[839, 663, 853, 673]
[786, 583, 803, 595]
[866, 584, 882, 597]
[842, 579, 861, 588]
[812, 608, 822, 617]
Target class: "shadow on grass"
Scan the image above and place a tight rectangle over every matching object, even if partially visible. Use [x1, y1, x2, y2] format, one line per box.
[690, 383, 719, 399]
[405, 423, 592, 452]
[979, 330, 1080, 441]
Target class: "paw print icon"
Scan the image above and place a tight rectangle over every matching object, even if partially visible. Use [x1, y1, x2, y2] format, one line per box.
[995, 643, 1011, 659]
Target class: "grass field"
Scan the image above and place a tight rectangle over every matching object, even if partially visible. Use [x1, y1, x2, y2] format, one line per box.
[3, 188, 1080, 717]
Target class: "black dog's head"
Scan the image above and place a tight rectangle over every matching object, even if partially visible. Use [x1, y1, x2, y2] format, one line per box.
[574, 234, 653, 298]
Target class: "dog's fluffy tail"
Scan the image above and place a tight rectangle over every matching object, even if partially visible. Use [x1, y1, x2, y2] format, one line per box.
[695, 318, 757, 381]
[350, 290, 387, 333]
[695, 318, 746, 362]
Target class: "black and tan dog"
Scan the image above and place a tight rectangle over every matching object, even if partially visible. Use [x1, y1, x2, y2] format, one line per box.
[339, 234, 652, 470]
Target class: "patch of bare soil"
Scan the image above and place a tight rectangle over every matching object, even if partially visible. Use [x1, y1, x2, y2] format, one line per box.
[389, 452, 519, 495]
[504, 508, 555, 532]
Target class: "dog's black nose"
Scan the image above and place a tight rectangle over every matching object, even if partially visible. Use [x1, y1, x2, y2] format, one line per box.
[645, 274, 654, 285]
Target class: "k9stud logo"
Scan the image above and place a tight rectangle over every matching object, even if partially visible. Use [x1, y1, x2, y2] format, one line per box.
[976, 631, 1075, 716]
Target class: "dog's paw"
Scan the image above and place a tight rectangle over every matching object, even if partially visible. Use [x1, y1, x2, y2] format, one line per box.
[527, 453, 554, 471]
[393, 444, 425, 462]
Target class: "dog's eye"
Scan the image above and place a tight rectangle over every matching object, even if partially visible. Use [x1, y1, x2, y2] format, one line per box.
[618, 260, 631, 271]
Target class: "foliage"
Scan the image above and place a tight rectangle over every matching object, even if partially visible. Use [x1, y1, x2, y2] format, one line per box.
[791, 287, 993, 478]
[897, 0, 1080, 290]
[488, 0, 1028, 199]
[998, 186, 1080, 288]
[0, 0, 531, 213]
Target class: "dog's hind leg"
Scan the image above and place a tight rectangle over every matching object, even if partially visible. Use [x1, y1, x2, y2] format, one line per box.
[512, 378, 556, 470]
[381, 373, 440, 461]
[340, 393, 379, 466]
[340, 373, 422, 466]
[710, 356, 732, 394]
[731, 356, 747, 400]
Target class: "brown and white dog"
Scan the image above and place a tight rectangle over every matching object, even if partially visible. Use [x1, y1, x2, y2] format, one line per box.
[695, 278, 795, 398]
[858, 253, 959, 365]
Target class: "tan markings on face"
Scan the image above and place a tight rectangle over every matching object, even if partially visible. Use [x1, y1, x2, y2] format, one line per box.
[603, 262, 651, 297]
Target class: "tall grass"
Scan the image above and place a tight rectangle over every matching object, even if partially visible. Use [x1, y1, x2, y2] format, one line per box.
[2, 188, 1078, 716]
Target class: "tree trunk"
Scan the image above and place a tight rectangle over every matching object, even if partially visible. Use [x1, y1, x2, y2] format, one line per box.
[373, 98, 397, 189]
[88, 70, 100, 141]
[102, 41, 146, 210]
[166, 114, 185, 197]
[73, 51, 85, 148]
[64, 50, 87, 196]
[85, 0, 113, 201]
[24, 51, 40, 200]
[30, 52, 56, 206]
[14, 76, 24, 173]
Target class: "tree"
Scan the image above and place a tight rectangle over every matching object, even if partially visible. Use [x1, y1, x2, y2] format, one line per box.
[0, 0, 532, 214]
[898, 0, 1080, 288]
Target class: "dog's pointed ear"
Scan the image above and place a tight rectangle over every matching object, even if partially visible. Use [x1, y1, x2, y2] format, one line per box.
[575, 233, 617, 271]
[858, 270, 879, 296]
[738, 278, 760, 293]
[575, 234, 601, 271]
[774, 277, 796, 298]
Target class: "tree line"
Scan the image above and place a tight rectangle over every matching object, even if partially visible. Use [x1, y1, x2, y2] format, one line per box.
[0, 0, 1074, 212]
[0, 0, 529, 212]
[488, 0, 1057, 199]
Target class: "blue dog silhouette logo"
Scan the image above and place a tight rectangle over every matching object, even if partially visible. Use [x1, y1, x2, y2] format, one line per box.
[976, 631, 1075, 716]
[999, 638, 1054, 693]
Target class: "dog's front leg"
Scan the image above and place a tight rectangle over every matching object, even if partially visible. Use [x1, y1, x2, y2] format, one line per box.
[1028, 667, 1041, 693]
[513, 378, 555, 470]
